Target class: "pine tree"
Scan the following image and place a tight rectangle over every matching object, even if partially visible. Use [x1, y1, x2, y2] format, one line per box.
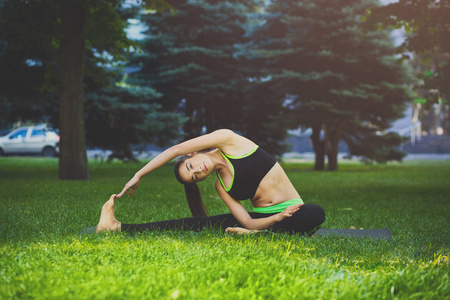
[366, 0, 450, 106]
[130, 0, 258, 140]
[247, 0, 412, 170]
[85, 79, 185, 161]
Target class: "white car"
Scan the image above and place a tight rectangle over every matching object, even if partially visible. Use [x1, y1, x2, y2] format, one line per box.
[0, 125, 59, 157]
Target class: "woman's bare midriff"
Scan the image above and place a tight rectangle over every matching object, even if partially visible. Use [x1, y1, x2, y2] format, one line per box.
[251, 163, 301, 208]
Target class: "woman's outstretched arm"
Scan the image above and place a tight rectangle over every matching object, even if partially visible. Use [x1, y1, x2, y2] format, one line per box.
[117, 129, 239, 198]
[215, 181, 301, 230]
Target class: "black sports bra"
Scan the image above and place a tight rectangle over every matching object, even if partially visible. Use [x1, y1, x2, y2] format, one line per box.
[216, 146, 276, 200]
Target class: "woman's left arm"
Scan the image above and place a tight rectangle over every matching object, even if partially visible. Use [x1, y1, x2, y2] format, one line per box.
[215, 181, 299, 230]
[118, 129, 241, 197]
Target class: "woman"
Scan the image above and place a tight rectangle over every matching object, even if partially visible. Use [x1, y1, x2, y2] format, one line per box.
[96, 129, 325, 234]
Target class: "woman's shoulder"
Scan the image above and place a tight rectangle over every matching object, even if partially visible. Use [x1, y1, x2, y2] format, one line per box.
[214, 129, 257, 156]
[211, 129, 235, 138]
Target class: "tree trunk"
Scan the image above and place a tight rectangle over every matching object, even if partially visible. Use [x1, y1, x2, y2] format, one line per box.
[310, 124, 325, 171]
[183, 100, 204, 140]
[58, 0, 89, 180]
[325, 120, 345, 171]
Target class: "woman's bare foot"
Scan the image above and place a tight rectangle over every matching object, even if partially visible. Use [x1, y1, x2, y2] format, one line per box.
[96, 194, 121, 233]
[225, 227, 265, 235]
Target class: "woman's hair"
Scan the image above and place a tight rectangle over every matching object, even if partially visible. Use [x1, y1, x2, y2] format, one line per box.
[174, 155, 209, 217]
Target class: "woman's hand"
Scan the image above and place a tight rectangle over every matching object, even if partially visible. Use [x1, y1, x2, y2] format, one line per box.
[274, 204, 302, 222]
[117, 175, 141, 198]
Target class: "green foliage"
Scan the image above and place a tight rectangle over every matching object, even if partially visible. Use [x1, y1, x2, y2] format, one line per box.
[343, 131, 408, 163]
[0, 0, 184, 163]
[235, 80, 293, 157]
[0, 1, 58, 127]
[140, 0, 175, 12]
[0, 0, 137, 93]
[85, 80, 186, 161]
[130, 0, 265, 140]
[410, 50, 450, 110]
[0, 0, 130, 132]
[365, 0, 450, 106]
[365, 0, 450, 54]
[246, 0, 412, 169]
[0, 157, 449, 298]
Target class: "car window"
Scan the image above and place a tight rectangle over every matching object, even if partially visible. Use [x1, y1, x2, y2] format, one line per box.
[10, 129, 28, 139]
[31, 129, 46, 137]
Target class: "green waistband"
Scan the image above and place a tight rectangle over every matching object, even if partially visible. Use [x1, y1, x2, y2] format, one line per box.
[252, 198, 304, 214]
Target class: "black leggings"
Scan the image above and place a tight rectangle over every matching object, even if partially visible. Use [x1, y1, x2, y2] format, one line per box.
[122, 204, 325, 235]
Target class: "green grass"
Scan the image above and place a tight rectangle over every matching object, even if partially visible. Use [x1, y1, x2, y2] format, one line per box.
[0, 157, 449, 299]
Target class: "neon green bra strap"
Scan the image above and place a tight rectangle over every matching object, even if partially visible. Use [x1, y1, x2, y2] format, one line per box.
[253, 198, 304, 214]
[216, 146, 259, 192]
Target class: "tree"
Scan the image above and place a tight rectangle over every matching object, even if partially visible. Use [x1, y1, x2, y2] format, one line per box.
[247, 0, 412, 170]
[130, 0, 258, 139]
[407, 50, 450, 134]
[365, 0, 450, 106]
[128, 0, 291, 156]
[0, 0, 173, 180]
[0, 2, 57, 129]
[232, 7, 297, 157]
[85, 80, 186, 161]
[234, 79, 293, 157]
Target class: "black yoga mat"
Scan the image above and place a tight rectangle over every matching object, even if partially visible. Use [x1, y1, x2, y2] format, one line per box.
[314, 227, 391, 240]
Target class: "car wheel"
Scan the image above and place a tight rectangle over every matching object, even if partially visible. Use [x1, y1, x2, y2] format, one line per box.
[42, 147, 56, 157]
[0, 148, 4, 156]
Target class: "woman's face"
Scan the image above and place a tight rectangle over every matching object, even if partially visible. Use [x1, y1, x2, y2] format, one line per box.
[178, 153, 214, 184]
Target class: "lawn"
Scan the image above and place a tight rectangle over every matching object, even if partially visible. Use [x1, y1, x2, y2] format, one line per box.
[0, 157, 449, 299]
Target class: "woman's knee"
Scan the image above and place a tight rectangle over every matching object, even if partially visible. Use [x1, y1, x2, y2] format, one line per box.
[302, 203, 326, 226]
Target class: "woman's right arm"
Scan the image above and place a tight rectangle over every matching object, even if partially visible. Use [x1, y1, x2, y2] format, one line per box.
[215, 181, 300, 230]
[116, 148, 178, 197]
[117, 129, 238, 197]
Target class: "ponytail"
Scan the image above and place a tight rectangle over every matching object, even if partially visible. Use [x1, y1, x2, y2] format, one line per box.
[174, 155, 209, 217]
[184, 183, 209, 217]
